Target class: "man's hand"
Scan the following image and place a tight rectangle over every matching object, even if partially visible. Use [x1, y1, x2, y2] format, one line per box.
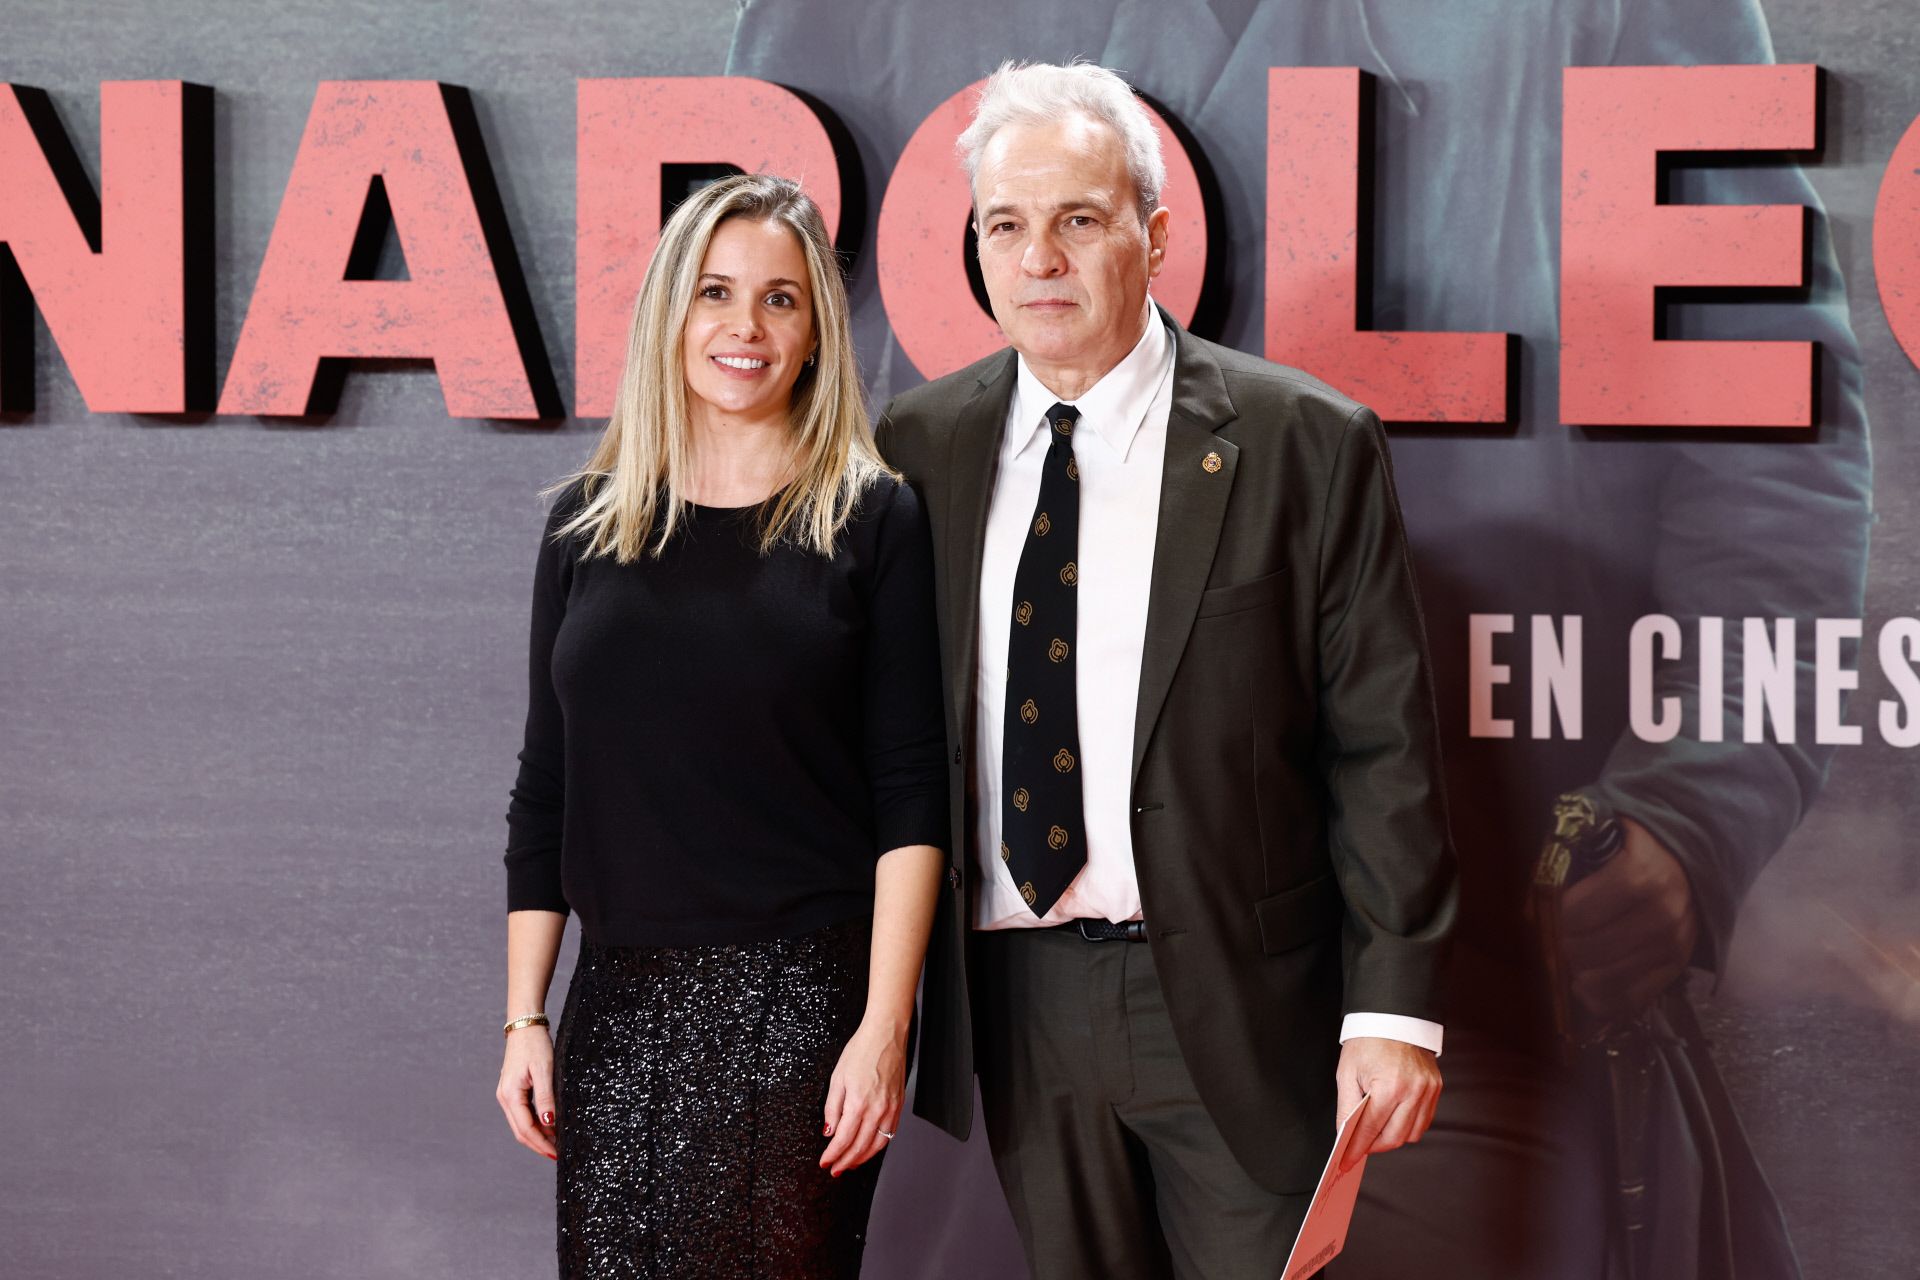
[1335, 1037, 1441, 1171]
[1560, 816, 1699, 1024]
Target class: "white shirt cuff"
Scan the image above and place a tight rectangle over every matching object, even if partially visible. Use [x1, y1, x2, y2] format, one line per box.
[1339, 1012, 1444, 1057]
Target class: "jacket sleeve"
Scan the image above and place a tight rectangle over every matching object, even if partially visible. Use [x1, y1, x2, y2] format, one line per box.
[1315, 406, 1459, 1020]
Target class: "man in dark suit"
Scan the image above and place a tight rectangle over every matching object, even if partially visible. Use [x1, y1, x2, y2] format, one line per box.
[876, 62, 1457, 1276]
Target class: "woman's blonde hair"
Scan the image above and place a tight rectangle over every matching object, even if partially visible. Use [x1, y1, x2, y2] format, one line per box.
[552, 173, 886, 561]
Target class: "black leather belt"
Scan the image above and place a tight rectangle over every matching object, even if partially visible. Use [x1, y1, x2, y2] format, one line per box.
[1052, 918, 1149, 943]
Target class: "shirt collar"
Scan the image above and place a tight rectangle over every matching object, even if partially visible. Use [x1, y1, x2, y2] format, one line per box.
[1008, 306, 1174, 464]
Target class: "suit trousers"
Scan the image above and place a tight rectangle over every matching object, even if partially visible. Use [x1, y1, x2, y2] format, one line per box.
[973, 927, 1311, 1279]
[1325, 1026, 1610, 1280]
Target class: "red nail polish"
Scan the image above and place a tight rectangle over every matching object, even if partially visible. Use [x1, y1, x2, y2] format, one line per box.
[823, 1125, 832, 1136]
[542, 1111, 555, 1126]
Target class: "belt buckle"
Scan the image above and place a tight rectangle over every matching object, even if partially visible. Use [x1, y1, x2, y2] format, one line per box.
[1075, 919, 1109, 943]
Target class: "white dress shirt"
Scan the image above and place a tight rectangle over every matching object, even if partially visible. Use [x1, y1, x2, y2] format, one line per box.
[970, 308, 1444, 1056]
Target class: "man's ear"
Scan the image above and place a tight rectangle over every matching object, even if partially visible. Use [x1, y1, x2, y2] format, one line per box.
[1145, 206, 1172, 279]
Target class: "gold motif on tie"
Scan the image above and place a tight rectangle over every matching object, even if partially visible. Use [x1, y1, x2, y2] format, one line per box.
[1048, 638, 1069, 663]
[1000, 840, 1011, 862]
[1059, 562, 1078, 587]
[1012, 787, 1030, 812]
[1020, 698, 1038, 725]
[1053, 748, 1076, 773]
[1020, 880, 1038, 906]
[1053, 417, 1073, 436]
[1202, 450, 1223, 474]
[1015, 600, 1034, 626]
[1033, 512, 1052, 537]
[1046, 825, 1069, 850]
[1066, 459, 1079, 482]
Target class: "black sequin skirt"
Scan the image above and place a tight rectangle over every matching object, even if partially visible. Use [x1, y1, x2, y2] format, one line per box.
[552, 916, 880, 1278]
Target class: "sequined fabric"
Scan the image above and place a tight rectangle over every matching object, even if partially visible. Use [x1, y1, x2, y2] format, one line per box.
[553, 917, 881, 1278]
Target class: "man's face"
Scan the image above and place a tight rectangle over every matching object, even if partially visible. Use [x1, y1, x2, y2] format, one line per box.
[973, 113, 1168, 381]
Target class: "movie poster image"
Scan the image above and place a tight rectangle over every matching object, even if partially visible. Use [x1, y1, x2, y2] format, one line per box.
[1, 0, 1914, 1275]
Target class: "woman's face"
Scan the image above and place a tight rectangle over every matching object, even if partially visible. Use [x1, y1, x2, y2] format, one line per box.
[681, 216, 817, 431]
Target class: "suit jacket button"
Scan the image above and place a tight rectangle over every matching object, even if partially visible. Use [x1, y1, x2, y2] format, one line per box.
[952, 747, 963, 764]
[947, 867, 962, 890]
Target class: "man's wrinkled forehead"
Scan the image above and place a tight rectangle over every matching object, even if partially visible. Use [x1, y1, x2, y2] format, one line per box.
[970, 113, 1133, 216]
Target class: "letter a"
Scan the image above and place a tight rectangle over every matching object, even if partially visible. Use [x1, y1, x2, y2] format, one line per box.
[220, 82, 557, 419]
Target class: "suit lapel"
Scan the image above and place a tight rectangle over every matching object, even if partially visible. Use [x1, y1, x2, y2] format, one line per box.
[943, 351, 1019, 728]
[1133, 319, 1239, 785]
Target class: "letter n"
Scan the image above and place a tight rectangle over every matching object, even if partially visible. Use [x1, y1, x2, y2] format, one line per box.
[0, 81, 213, 412]
[219, 82, 558, 419]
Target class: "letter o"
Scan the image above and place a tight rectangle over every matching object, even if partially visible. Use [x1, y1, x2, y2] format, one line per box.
[876, 80, 1209, 381]
[1875, 112, 1920, 371]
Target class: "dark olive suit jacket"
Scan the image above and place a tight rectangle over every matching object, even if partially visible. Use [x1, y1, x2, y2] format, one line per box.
[881, 310, 1457, 1195]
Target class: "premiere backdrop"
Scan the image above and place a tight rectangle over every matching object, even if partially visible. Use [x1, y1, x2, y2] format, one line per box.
[3, 1, 1916, 1277]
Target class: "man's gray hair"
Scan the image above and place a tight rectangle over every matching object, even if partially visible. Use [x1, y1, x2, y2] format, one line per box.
[957, 60, 1166, 224]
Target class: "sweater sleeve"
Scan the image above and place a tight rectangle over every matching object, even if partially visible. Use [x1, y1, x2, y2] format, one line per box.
[1588, 0, 1874, 974]
[861, 476, 951, 856]
[503, 484, 584, 914]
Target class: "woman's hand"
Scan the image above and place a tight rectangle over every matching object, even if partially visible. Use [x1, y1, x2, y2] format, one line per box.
[497, 1024, 558, 1160]
[819, 1017, 907, 1176]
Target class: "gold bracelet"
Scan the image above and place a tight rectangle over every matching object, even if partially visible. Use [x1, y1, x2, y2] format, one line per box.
[503, 1013, 550, 1038]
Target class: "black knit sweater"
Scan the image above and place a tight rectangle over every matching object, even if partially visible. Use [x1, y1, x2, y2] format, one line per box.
[504, 475, 949, 946]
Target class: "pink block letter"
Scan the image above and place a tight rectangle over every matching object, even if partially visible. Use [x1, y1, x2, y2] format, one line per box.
[877, 79, 1210, 382]
[0, 82, 212, 412]
[219, 82, 556, 419]
[1874, 111, 1920, 372]
[575, 78, 843, 418]
[1266, 68, 1511, 423]
[1561, 65, 1818, 428]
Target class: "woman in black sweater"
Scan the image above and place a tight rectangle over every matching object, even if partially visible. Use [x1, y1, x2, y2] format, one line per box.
[493, 174, 948, 1277]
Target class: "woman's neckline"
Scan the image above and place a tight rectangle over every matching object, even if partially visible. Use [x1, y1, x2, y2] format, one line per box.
[679, 483, 792, 514]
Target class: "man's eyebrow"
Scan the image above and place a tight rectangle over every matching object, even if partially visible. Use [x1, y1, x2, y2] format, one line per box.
[979, 197, 1115, 222]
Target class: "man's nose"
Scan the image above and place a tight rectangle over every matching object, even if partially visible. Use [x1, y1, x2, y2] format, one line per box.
[1020, 229, 1067, 277]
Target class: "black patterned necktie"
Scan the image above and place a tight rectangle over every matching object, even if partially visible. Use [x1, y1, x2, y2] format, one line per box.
[1001, 402, 1085, 916]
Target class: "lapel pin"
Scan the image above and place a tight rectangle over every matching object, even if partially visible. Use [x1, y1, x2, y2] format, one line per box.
[1201, 451, 1223, 474]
